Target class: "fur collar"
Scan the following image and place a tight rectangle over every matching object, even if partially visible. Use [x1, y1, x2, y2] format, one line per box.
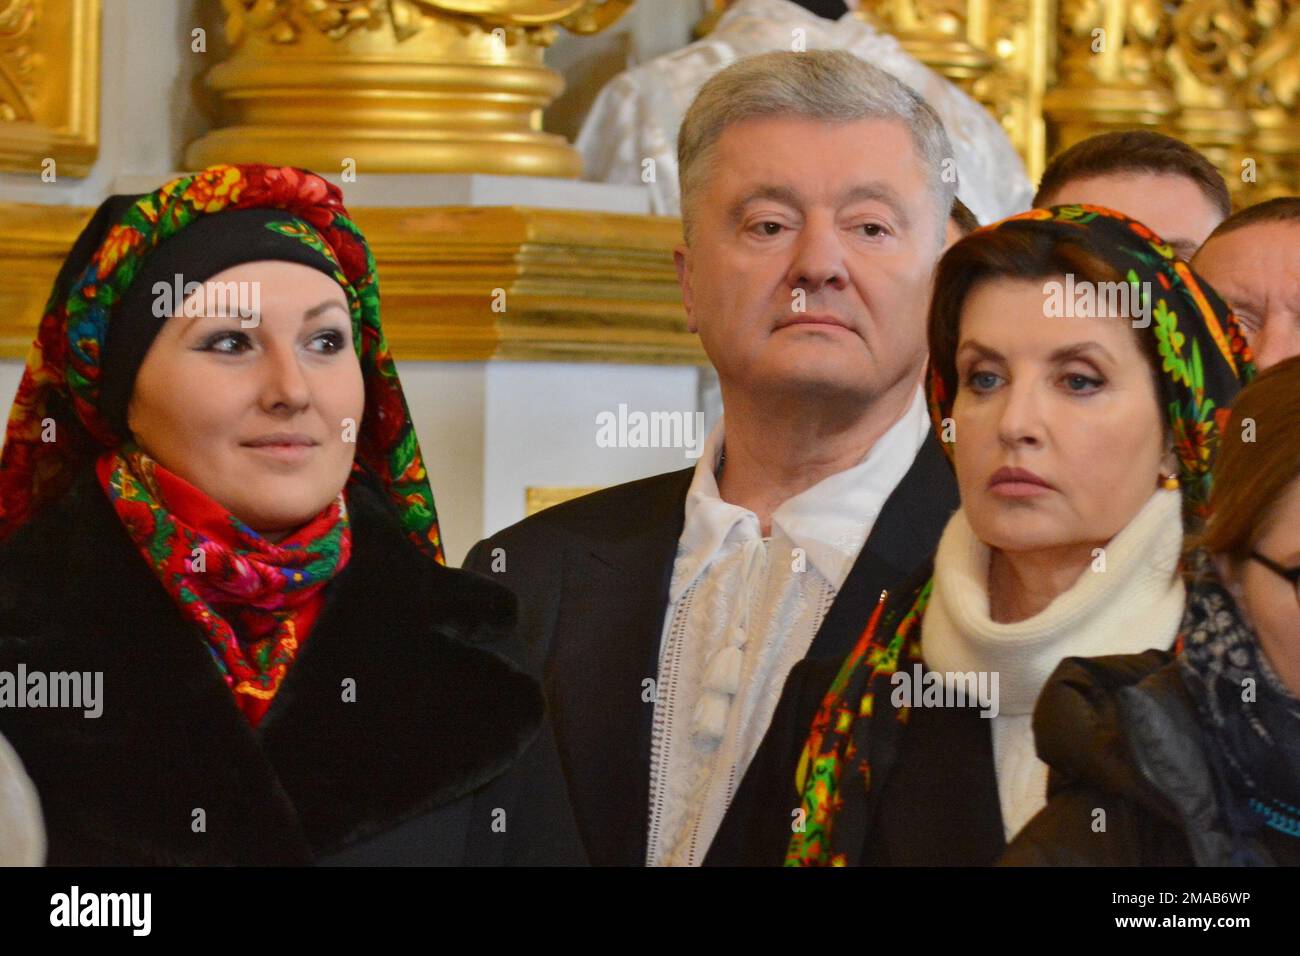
[0, 466, 541, 864]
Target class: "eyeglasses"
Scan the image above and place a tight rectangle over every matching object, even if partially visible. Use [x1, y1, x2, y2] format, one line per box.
[1251, 550, 1300, 607]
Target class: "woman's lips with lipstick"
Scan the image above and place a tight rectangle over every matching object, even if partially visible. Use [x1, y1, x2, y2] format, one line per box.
[988, 466, 1054, 498]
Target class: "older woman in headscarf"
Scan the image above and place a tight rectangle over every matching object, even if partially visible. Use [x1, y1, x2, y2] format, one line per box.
[0, 164, 580, 865]
[706, 204, 1254, 866]
[1003, 355, 1300, 866]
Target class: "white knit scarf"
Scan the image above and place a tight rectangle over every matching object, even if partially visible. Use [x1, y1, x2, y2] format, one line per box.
[922, 487, 1187, 715]
[920, 487, 1187, 839]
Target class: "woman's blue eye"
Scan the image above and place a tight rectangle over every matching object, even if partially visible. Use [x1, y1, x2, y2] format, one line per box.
[967, 370, 1001, 391]
[1064, 373, 1103, 392]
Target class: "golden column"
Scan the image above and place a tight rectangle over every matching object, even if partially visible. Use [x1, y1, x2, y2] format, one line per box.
[186, 0, 632, 177]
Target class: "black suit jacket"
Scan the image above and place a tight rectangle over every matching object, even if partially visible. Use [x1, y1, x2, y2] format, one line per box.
[464, 432, 959, 865]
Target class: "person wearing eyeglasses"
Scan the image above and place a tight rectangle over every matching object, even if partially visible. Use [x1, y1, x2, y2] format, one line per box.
[1004, 355, 1300, 866]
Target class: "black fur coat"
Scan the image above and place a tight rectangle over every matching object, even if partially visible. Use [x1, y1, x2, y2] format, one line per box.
[0, 465, 582, 866]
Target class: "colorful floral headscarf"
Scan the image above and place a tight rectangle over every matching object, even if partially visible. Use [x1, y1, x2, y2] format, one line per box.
[0, 164, 443, 563]
[786, 203, 1255, 866]
[927, 203, 1254, 525]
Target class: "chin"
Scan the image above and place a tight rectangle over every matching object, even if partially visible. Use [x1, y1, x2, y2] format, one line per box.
[761, 355, 878, 398]
[228, 486, 341, 536]
[967, 507, 1075, 555]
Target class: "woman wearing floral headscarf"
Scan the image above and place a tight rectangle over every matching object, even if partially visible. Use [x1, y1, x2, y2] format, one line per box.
[705, 204, 1254, 866]
[1003, 356, 1300, 866]
[0, 165, 580, 865]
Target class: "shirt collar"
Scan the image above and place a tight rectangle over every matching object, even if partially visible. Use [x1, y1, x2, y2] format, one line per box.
[670, 386, 931, 602]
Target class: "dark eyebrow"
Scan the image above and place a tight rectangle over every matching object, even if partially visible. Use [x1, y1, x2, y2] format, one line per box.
[177, 300, 347, 336]
[304, 300, 349, 321]
[957, 339, 1118, 365]
[726, 182, 912, 229]
[1047, 341, 1117, 365]
[955, 339, 1006, 364]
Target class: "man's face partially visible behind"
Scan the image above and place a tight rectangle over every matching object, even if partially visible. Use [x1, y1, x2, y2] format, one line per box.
[1194, 220, 1300, 370]
[674, 115, 943, 410]
[1043, 171, 1224, 260]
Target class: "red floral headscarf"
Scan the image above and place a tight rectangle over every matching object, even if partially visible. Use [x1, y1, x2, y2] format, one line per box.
[0, 164, 444, 563]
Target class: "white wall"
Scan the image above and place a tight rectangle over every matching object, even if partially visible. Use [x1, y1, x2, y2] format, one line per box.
[394, 360, 708, 566]
[481, 361, 704, 550]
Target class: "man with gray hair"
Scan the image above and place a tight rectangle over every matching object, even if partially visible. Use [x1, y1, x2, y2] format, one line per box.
[465, 49, 960, 866]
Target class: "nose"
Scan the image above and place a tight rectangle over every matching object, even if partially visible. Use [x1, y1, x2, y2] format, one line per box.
[785, 213, 849, 297]
[1250, 310, 1300, 371]
[995, 376, 1047, 451]
[258, 340, 312, 415]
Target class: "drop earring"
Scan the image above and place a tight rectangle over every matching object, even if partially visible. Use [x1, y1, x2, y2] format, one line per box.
[1159, 472, 1180, 491]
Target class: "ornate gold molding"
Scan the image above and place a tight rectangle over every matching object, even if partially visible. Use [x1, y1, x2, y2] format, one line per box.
[1238, 1, 1300, 200]
[0, 0, 99, 177]
[525, 485, 601, 514]
[186, 0, 632, 178]
[1044, 0, 1300, 206]
[0, 201, 705, 364]
[1164, 0, 1254, 189]
[856, 2, 995, 86]
[1043, 0, 1178, 152]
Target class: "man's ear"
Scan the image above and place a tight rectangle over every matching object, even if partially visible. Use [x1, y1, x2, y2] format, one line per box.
[673, 243, 699, 334]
